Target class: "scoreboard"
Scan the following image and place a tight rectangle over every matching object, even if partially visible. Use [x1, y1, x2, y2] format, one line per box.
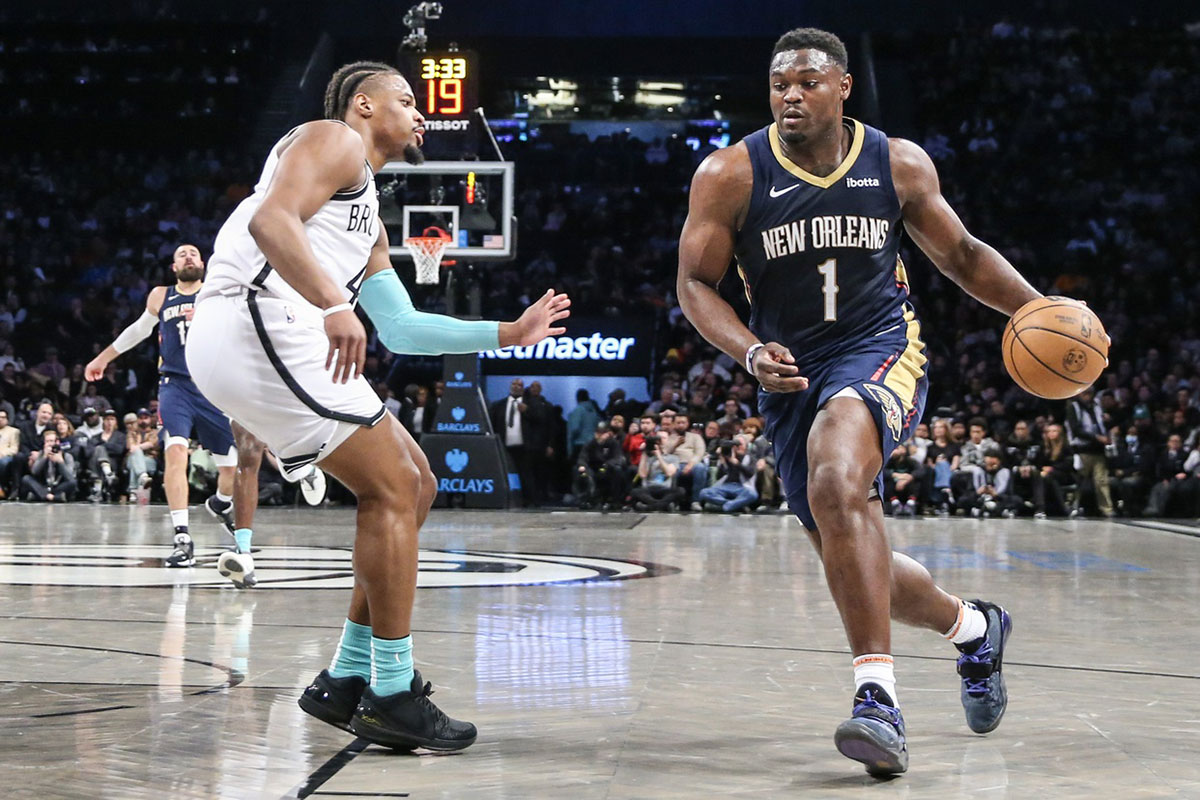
[405, 49, 478, 154]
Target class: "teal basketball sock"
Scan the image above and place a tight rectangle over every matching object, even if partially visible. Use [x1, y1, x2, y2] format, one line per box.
[370, 635, 414, 695]
[233, 527, 253, 553]
[327, 619, 372, 680]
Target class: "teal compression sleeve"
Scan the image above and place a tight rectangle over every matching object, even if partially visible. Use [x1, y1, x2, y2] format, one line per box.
[358, 269, 500, 355]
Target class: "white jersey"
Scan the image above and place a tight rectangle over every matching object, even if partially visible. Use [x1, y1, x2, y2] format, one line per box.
[200, 122, 378, 310]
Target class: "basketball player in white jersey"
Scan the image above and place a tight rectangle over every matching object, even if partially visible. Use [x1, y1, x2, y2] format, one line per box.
[186, 61, 570, 751]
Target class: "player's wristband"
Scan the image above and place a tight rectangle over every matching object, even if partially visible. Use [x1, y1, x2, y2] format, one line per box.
[321, 303, 354, 318]
[745, 342, 766, 374]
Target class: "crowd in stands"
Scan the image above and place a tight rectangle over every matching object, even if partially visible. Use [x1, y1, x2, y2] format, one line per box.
[3, 21, 1200, 519]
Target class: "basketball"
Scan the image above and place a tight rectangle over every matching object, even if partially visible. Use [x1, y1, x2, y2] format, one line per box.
[1002, 296, 1109, 399]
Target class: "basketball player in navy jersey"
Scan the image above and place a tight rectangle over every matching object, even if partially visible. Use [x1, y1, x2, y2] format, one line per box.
[87, 244, 241, 569]
[186, 61, 569, 752]
[679, 29, 1040, 775]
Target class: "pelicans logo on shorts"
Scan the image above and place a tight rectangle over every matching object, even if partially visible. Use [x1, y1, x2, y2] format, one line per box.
[862, 383, 903, 441]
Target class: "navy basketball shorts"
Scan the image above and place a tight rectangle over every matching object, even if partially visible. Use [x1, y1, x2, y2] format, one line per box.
[758, 338, 928, 531]
[158, 374, 236, 459]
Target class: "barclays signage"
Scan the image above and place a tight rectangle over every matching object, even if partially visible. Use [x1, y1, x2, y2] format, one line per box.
[436, 406, 483, 433]
[439, 447, 495, 493]
[445, 370, 474, 390]
[422, 433, 508, 508]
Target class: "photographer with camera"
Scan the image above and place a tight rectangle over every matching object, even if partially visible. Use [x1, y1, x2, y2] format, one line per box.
[20, 427, 77, 501]
[698, 434, 758, 513]
[573, 421, 628, 510]
[630, 433, 686, 512]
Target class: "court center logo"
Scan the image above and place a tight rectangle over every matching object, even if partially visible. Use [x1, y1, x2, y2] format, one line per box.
[0, 544, 678, 589]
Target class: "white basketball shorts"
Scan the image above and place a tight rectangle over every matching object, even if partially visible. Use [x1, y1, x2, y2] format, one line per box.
[186, 291, 386, 478]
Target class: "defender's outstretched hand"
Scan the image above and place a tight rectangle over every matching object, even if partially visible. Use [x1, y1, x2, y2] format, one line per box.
[752, 342, 809, 393]
[501, 290, 571, 347]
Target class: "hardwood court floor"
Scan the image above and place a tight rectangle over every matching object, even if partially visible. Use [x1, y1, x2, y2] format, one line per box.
[2, 504, 1198, 799]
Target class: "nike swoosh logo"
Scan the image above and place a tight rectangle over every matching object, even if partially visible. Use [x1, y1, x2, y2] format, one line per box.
[769, 184, 800, 198]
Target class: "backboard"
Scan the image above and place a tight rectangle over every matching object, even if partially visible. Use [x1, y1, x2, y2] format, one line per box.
[378, 160, 515, 262]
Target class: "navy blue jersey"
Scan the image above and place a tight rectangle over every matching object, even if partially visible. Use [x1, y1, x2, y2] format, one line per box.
[157, 286, 198, 378]
[733, 119, 916, 370]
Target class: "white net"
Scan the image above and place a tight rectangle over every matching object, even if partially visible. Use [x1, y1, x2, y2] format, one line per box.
[406, 235, 450, 285]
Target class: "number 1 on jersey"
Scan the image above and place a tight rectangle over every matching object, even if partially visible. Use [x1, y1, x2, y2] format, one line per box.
[175, 319, 188, 346]
[817, 258, 838, 321]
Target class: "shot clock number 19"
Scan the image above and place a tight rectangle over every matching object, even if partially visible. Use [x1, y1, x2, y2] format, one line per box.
[420, 55, 466, 115]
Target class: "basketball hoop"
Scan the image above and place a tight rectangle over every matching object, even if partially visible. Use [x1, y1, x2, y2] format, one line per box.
[406, 226, 452, 285]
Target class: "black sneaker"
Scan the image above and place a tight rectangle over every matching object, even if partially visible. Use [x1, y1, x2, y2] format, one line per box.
[205, 494, 236, 538]
[957, 599, 1013, 734]
[349, 670, 477, 752]
[298, 669, 368, 732]
[834, 683, 908, 776]
[165, 533, 195, 568]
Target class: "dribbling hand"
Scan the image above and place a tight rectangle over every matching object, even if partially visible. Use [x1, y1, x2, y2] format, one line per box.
[324, 308, 367, 384]
[752, 342, 809, 393]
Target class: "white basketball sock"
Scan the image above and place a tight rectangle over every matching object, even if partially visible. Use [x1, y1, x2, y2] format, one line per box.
[170, 509, 189, 530]
[943, 597, 988, 646]
[852, 653, 897, 706]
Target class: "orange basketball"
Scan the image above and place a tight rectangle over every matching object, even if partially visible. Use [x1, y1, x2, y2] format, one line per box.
[1002, 296, 1109, 400]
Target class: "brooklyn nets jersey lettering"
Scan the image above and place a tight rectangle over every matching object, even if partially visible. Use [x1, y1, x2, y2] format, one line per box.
[201, 121, 379, 311]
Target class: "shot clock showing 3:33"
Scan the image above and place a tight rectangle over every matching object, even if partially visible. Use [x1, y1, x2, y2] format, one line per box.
[404, 49, 480, 155]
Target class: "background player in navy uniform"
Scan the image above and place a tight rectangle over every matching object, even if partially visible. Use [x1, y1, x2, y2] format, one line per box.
[678, 28, 1042, 775]
[86, 244, 239, 568]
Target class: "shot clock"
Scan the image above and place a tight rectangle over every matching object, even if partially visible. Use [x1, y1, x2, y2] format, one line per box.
[404, 49, 479, 155]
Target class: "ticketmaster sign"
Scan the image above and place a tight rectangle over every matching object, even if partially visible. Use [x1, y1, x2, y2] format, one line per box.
[480, 316, 654, 377]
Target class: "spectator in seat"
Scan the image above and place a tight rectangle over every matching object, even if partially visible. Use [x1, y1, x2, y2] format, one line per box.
[54, 416, 93, 491]
[75, 381, 113, 416]
[573, 421, 627, 510]
[1005, 419, 1047, 518]
[714, 398, 745, 431]
[646, 384, 680, 415]
[742, 418, 777, 509]
[1144, 434, 1195, 517]
[623, 415, 652, 471]
[923, 418, 960, 513]
[125, 409, 159, 498]
[956, 448, 1016, 518]
[0, 409, 19, 499]
[664, 413, 707, 511]
[1066, 387, 1114, 517]
[699, 434, 758, 514]
[1110, 424, 1156, 516]
[88, 409, 125, 502]
[20, 428, 77, 502]
[884, 444, 922, 516]
[1039, 423, 1075, 517]
[630, 433, 685, 512]
[77, 407, 104, 440]
[955, 417, 996, 492]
